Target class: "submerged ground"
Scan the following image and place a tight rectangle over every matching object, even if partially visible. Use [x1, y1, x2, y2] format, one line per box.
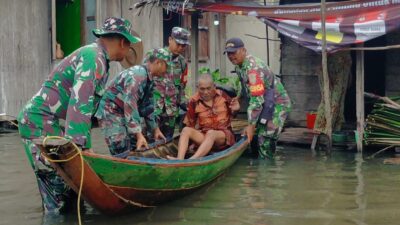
[0, 128, 399, 225]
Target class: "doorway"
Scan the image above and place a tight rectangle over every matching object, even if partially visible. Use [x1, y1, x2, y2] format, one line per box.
[344, 35, 386, 123]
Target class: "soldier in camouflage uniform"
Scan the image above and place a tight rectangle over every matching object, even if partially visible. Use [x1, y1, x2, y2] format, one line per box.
[17, 17, 140, 214]
[95, 48, 170, 155]
[150, 27, 190, 139]
[225, 38, 291, 159]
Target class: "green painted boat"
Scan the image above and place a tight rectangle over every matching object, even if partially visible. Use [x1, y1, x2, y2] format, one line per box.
[36, 136, 248, 215]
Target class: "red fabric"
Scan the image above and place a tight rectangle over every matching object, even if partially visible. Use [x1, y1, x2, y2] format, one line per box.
[184, 90, 235, 146]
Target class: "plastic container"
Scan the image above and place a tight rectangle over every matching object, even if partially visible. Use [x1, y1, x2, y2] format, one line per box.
[306, 112, 317, 129]
[332, 132, 347, 143]
[332, 131, 355, 144]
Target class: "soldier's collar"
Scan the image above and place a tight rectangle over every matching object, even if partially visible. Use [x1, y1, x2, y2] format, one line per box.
[165, 47, 182, 60]
[96, 40, 111, 64]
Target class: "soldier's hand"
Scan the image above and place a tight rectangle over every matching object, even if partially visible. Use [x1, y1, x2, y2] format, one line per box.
[154, 128, 167, 142]
[136, 133, 149, 150]
[243, 124, 256, 144]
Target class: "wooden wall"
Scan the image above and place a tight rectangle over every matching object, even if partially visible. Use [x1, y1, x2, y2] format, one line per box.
[280, 37, 321, 126]
[385, 31, 400, 96]
[0, 0, 51, 117]
[96, 0, 163, 81]
[0, 0, 164, 117]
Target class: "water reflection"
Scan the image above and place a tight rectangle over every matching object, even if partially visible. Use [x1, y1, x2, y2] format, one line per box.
[1, 130, 400, 225]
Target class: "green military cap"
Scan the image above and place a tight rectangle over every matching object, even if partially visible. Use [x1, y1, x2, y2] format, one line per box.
[171, 27, 191, 45]
[93, 17, 141, 44]
[145, 48, 170, 62]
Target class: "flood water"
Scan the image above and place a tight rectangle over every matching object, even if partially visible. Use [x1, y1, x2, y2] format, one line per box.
[1, 128, 399, 225]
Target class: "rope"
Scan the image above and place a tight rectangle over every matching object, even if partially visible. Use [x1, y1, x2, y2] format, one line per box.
[40, 135, 155, 220]
[107, 188, 154, 208]
[41, 136, 84, 225]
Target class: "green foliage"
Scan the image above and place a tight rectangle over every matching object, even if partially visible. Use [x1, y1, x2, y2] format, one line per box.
[198, 67, 240, 92]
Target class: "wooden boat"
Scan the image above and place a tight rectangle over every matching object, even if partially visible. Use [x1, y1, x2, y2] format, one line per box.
[35, 136, 248, 215]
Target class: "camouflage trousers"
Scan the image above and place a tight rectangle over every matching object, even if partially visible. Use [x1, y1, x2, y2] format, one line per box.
[21, 139, 76, 214]
[255, 104, 289, 159]
[98, 119, 136, 155]
[158, 114, 178, 139]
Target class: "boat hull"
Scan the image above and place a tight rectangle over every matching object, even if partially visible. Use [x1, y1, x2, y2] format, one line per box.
[37, 137, 248, 215]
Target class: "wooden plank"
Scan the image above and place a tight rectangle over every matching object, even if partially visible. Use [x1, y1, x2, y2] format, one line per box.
[280, 39, 321, 76]
[0, 0, 52, 117]
[281, 75, 320, 93]
[356, 47, 365, 152]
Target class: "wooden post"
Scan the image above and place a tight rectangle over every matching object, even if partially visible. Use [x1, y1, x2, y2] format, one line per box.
[51, 0, 56, 60]
[219, 14, 227, 77]
[321, 0, 332, 149]
[190, 13, 199, 89]
[356, 46, 365, 152]
[264, 0, 270, 66]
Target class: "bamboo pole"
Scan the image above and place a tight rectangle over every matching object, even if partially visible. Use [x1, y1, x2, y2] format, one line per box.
[356, 45, 365, 152]
[321, 0, 332, 149]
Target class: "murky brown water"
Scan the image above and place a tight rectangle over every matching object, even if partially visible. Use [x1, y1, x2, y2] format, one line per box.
[1, 128, 399, 225]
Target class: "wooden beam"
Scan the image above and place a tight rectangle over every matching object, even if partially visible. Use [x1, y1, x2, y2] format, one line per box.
[356, 45, 365, 152]
[339, 44, 400, 51]
[190, 13, 199, 89]
[321, 0, 332, 149]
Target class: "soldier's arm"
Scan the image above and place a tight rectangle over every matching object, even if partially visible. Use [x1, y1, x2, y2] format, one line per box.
[123, 76, 144, 135]
[247, 69, 265, 125]
[65, 49, 107, 149]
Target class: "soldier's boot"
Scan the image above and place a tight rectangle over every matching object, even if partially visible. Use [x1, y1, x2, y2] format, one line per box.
[258, 138, 276, 160]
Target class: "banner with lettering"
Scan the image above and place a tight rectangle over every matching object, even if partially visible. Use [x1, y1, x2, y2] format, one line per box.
[159, 0, 400, 52]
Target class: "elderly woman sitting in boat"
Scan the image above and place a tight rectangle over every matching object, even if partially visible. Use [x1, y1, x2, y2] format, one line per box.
[167, 74, 240, 160]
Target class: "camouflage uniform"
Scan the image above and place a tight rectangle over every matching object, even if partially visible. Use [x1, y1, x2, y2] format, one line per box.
[152, 27, 190, 139]
[235, 54, 291, 159]
[17, 42, 110, 213]
[95, 65, 157, 155]
[16, 17, 140, 214]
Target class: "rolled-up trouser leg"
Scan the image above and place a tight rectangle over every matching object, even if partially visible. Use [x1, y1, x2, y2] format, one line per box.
[257, 125, 278, 159]
[21, 139, 72, 214]
[256, 105, 288, 159]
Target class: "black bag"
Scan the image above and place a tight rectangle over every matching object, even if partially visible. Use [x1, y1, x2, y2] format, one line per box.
[258, 76, 275, 124]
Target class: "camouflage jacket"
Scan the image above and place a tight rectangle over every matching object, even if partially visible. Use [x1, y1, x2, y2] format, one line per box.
[17, 42, 110, 148]
[95, 65, 157, 134]
[235, 54, 291, 125]
[153, 47, 188, 119]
